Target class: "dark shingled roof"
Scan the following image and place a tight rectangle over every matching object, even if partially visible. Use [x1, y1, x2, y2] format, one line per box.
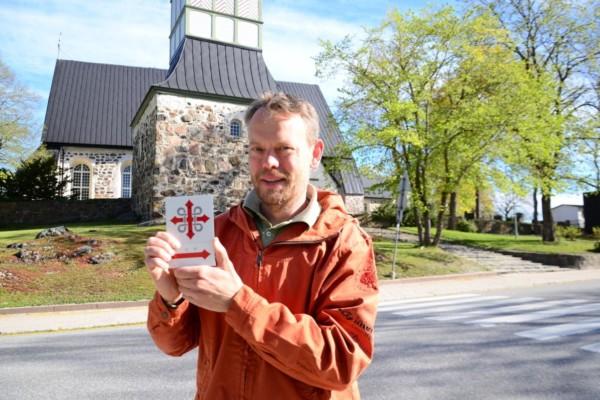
[41, 41, 363, 195]
[277, 81, 364, 195]
[42, 60, 165, 148]
[158, 38, 278, 99]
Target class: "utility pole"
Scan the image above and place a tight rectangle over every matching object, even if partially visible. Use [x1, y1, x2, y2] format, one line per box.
[392, 171, 409, 279]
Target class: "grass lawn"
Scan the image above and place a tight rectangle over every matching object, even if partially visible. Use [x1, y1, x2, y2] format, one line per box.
[0, 222, 161, 308]
[402, 227, 597, 254]
[0, 222, 486, 308]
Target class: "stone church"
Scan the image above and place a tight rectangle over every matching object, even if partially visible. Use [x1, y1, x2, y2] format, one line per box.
[42, 0, 364, 221]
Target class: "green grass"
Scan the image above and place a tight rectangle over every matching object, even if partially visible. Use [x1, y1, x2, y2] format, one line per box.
[0, 222, 487, 308]
[372, 237, 488, 279]
[401, 227, 596, 254]
[0, 222, 161, 308]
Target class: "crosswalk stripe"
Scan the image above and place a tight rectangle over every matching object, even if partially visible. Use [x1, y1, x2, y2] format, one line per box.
[396, 296, 507, 316]
[378, 295, 489, 313]
[453, 299, 588, 323]
[470, 302, 600, 326]
[581, 343, 600, 353]
[515, 318, 600, 341]
[428, 297, 542, 321]
[378, 294, 479, 309]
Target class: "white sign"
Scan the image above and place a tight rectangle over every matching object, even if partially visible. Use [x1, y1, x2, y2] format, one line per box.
[165, 195, 215, 267]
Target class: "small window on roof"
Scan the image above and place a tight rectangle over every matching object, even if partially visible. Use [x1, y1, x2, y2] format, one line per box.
[230, 119, 242, 137]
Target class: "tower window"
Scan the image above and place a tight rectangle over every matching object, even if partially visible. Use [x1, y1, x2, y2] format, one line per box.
[72, 164, 90, 200]
[230, 119, 242, 137]
[122, 165, 132, 198]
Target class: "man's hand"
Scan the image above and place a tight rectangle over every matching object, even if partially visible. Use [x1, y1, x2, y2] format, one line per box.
[173, 237, 243, 313]
[144, 231, 182, 304]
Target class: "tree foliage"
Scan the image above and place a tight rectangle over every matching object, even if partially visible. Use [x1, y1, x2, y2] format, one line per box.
[317, 6, 552, 246]
[0, 147, 68, 200]
[0, 58, 39, 168]
[468, 0, 600, 241]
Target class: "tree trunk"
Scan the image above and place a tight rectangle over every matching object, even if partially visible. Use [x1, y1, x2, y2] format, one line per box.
[433, 192, 449, 246]
[475, 189, 482, 232]
[541, 194, 555, 242]
[422, 209, 432, 246]
[532, 187, 538, 223]
[447, 192, 457, 230]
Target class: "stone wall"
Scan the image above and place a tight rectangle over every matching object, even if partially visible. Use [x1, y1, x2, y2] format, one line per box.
[60, 146, 132, 199]
[132, 93, 366, 221]
[133, 94, 250, 221]
[343, 195, 365, 215]
[0, 199, 135, 228]
[132, 97, 158, 220]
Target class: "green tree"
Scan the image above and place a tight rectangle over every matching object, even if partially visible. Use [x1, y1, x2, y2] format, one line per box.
[317, 6, 551, 246]
[468, 0, 600, 241]
[0, 147, 68, 200]
[0, 59, 39, 168]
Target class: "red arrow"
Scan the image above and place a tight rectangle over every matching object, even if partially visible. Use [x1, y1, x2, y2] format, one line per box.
[170, 216, 184, 225]
[172, 250, 211, 259]
[196, 214, 209, 223]
[185, 200, 194, 239]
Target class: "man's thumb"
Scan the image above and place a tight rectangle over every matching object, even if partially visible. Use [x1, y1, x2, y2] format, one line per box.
[213, 237, 231, 270]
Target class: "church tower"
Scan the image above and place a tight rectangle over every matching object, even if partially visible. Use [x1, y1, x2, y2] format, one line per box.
[170, 0, 262, 66]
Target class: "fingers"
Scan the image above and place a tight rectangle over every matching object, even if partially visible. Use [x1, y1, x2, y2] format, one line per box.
[213, 237, 231, 271]
[156, 231, 181, 251]
[144, 232, 182, 270]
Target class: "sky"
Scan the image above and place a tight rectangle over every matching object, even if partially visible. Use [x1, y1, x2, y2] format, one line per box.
[0, 0, 584, 211]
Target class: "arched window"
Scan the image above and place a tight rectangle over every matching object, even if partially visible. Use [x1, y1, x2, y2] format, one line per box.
[230, 119, 241, 138]
[121, 165, 132, 198]
[72, 164, 90, 200]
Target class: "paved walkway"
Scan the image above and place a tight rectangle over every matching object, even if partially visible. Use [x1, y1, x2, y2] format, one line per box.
[364, 227, 577, 273]
[2, 269, 600, 335]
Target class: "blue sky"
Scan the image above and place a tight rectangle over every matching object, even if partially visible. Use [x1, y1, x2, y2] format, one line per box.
[0, 0, 582, 208]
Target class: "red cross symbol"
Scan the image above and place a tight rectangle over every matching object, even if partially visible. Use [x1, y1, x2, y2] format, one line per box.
[169, 200, 210, 239]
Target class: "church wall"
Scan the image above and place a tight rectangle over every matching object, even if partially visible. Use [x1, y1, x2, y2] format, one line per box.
[133, 93, 251, 221]
[132, 92, 365, 222]
[132, 96, 158, 220]
[61, 146, 132, 199]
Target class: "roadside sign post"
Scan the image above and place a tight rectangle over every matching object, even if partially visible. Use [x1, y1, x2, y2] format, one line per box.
[392, 171, 409, 279]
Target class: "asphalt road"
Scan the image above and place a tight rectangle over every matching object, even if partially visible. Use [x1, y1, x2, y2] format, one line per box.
[1, 280, 599, 399]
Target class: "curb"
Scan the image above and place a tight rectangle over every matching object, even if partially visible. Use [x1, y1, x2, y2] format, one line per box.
[379, 271, 499, 285]
[0, 300, 149, 315]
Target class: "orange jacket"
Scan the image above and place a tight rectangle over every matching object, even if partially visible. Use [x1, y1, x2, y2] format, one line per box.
[147, 190, 379, 399]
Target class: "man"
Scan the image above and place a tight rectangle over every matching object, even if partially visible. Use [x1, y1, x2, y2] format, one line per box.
[144, 92, 378, 399]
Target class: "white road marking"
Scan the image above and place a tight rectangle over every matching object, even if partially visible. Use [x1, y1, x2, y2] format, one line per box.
[515, 318, 600, 341]
[581, 343, 600, 353]
[396, 296, 507, 316]
[378, 294, 479, 311]
[379, 295, 491, 313]
[470, 303, 600, 326]
[460, 299, 588, 324]
[428, 297, 542, 321]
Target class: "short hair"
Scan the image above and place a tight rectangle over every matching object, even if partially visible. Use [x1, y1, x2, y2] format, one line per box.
[244, 92, 320, 143]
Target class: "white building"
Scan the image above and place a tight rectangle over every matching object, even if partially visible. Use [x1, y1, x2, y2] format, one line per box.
[551, 204, 585, 228]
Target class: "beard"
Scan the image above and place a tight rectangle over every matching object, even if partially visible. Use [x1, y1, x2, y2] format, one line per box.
[252, 171, 297, 211]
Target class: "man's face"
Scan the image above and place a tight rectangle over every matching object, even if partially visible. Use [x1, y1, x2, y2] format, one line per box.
[247, 108, 324, 215]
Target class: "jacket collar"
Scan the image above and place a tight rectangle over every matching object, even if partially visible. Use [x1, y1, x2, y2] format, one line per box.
[228, 187, 354, 245]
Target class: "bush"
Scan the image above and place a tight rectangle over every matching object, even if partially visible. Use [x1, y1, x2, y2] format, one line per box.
[592, 227, 600, 239]
[593, 241, 600, 253]
[370, 202, 396, 226]
[455, 219, 477, 232]
[555, 225, 581, 241]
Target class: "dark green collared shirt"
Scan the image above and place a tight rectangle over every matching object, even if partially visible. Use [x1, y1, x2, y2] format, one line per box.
[243, 185, 321, 247]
